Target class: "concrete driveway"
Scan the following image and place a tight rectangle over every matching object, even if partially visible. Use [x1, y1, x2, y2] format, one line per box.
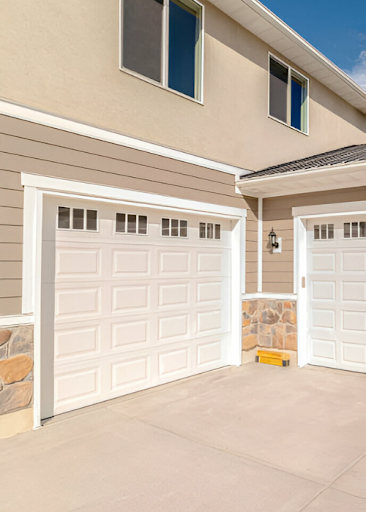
[1, 363, 366, 512]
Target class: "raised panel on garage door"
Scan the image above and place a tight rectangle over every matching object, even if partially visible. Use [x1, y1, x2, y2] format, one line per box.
[43, 198, 235, 416]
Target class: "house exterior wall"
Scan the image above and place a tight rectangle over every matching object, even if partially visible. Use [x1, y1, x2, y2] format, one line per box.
[0, 113, 255, 316]
[262, 187, 366, 293]
[0, 0, 364, 172]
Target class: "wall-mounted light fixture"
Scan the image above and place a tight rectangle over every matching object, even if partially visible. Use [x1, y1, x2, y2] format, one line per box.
[269, 227, 279, 249]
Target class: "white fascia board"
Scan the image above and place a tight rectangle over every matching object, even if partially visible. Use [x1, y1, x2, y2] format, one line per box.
[0, 99, 251, 177]
[21, 173, 247, 219]
[236, 161, 366, 198]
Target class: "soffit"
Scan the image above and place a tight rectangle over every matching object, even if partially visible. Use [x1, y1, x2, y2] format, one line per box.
[209, 0, 366, 114]
[236, 162, 366, 198]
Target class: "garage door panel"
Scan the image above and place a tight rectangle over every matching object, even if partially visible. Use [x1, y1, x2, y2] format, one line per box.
[342, 252, 366, 272]
[311, 252, 336, 272]
[111, 356, 150, 390]
[311, 309, 336, 330]
[55, 324, 101, 361]
[158, 314, 190, 342]
[311, 280, 336, 301]
[55, 246, 101, 279]
[54, 365, 101, 409]
[158, 347, 190, 379]
[159, 282, 190, 307]
[341, 344, 366, 365]
[159, 250, 190, 275]
[311, 339, 337, 360]
[111, 318, 150, 351]
[112, 249, 150, 276]
[55, 286, 102, 320]
[342, 281, 366, 302]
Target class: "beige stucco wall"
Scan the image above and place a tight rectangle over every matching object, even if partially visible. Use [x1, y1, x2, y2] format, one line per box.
[0, 0, 365, 171]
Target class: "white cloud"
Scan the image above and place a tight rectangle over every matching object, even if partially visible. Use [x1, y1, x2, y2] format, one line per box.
[346, 51, 366, 91]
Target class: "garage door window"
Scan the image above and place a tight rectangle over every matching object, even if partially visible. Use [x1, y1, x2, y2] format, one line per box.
[162, 218, 188, 237]
[116, 213, 148, 235]
[58, 207, 98, 232]
[199, 222, 221, 240]
[344, 222, 366, 239]
[314, 224, 334, 240]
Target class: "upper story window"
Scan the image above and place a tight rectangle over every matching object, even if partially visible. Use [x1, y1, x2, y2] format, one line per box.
[121, 0, 203, 101]
[269, 55, 309, 134]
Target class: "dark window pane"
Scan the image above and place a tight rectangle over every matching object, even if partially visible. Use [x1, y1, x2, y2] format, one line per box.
[171, 219, 179, 237]
[199, 223, 206, 239]
[314, 225, 320, 240]
[207, 223, 213, 239]
[116, 213, 126, 233]
[270, 58, 288, 123]
[73, 209, 84, 230]
[128, 214, 137, 234]
[360, 222, 366, 238]
[168, 0, 200, 98]
[180, 220, 188, 237]
[162, 218, 170, 236]
[123, 0, 163, 83]
[138, 216, 147, 235]
[321, 225, 327, 239]
[215, 224, 221, 240]
[291, 77, 303, 131]
[86, 210, 97, 231]
[58, 207, 70, 229]
[352, 222, 358, 238]
[344, 223, 350, 238]
[328, 224, 334, 240]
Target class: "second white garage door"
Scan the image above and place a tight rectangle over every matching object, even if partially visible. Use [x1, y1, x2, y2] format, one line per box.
[44, 198, 233, 416]
[307, 216, 366, 373]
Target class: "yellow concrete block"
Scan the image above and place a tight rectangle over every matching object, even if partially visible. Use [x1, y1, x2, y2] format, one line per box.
[256, 350, 290, 367]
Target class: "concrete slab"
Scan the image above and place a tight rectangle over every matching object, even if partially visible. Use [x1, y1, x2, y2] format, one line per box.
[302, 488, 366, 511]
[332, 455, 366, 499]
[137, 364, 366, 483]
[0, 363, 365, 512]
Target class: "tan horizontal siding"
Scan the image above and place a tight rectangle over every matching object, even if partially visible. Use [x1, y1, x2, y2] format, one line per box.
[0, 206, 23, 225]
[0, 261, 22, 279]
[0, 279, 22, 298]
[0, 116, 236, 186]
[0, 243, 23, 261]
[0, 225, 23, 243]
[0, 297, 22, 315]
[263, 283, 293, 294]
[0, 169, 22, 190]
[0, 188, 23, 208]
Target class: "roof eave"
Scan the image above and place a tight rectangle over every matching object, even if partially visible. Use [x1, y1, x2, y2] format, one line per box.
[236, 161, 366, 198]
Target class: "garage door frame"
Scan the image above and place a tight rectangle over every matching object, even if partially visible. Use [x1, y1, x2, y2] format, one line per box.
[293, 200, 366, 369]
[21, 173, 247, 429]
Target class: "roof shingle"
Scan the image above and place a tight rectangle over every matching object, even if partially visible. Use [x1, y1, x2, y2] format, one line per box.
[241, 145, 366, 180]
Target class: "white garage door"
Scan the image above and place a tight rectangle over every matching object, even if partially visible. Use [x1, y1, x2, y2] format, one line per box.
[307, 216, 366, 373]
[45, 198, 233, 415]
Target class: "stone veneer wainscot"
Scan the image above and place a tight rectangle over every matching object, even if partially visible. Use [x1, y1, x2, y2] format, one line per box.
[0, 325, 34, 416]
[242, 300, 297, 352]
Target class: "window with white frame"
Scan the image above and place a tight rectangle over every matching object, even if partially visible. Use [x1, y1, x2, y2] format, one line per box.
[121, 0, 203, 101]
[269, 56, 309, 133]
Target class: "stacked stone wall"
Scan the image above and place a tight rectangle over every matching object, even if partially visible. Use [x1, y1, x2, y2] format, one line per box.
[242, 300, 297, 352]
[0, 325, 34, 415]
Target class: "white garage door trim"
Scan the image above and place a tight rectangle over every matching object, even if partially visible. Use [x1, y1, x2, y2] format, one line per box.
[21, 173, 247, 429]
[293, 201, 366, 368]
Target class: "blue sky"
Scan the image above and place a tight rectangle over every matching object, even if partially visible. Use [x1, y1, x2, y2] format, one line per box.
[261, 0, 366, 90]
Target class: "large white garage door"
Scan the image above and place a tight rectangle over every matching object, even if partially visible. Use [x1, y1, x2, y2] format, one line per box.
[307, 216, 366, 372]
[45, 198, 233, 415]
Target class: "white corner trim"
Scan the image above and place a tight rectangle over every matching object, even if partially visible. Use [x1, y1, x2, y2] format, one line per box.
[21, 173, 247, 219]
[293, 200, 366, 219]
[242, 292, 297, 300]
[0, 315, 35, 327]
[0, 99, 251, 177]
[257, 198, 263, 293]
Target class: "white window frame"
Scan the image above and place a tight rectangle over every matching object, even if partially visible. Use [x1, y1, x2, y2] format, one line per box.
[268, 53, 310, 136]
[119, 0, 204, 104]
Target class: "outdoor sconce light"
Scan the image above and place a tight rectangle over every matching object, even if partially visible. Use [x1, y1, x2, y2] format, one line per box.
[269, 227, 279, 249]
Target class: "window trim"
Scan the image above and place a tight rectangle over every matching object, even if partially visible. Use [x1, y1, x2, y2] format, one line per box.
[268, 53, 310, 136]
[57, 206, 99, 232]
[119, 0, 205, 104]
